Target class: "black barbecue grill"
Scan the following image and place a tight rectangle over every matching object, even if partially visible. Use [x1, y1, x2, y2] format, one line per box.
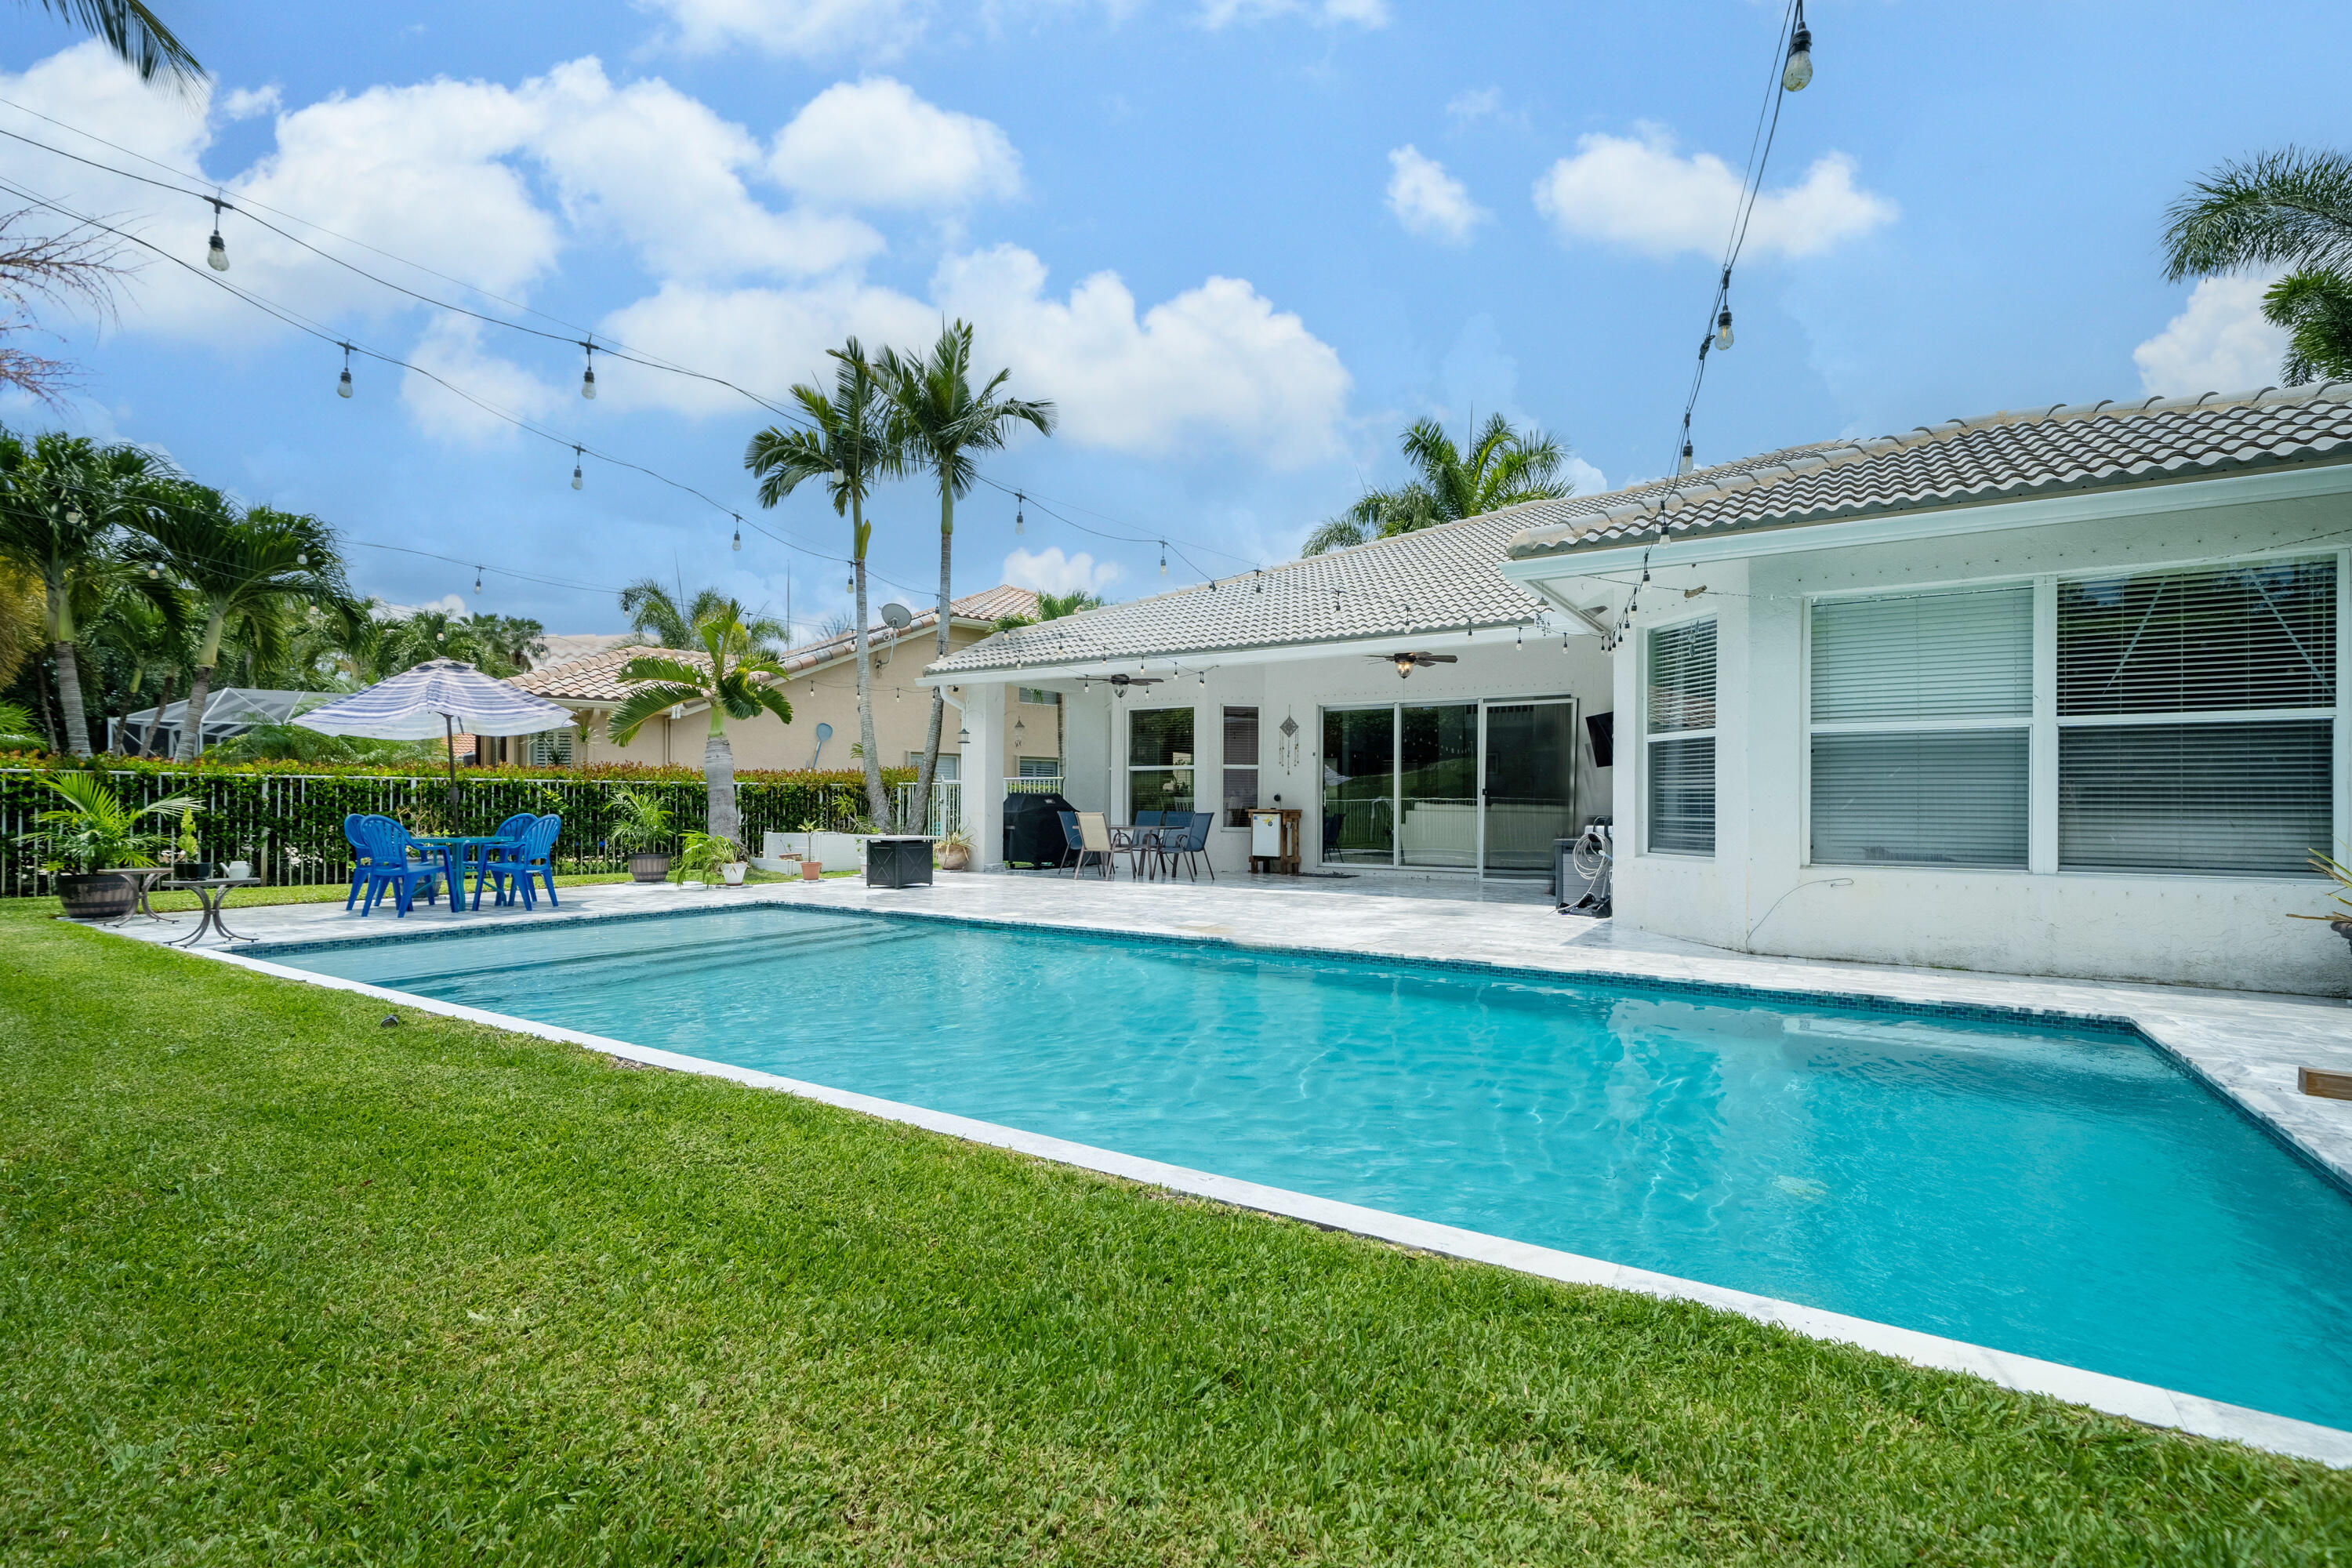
[1003, 791, 1076, 869]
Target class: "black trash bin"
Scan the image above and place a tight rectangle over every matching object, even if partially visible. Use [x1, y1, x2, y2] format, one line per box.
[1003, 791, 1076, 868]
[866, 836, 935, 888]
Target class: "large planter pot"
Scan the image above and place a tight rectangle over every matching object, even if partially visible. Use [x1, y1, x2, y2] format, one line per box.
[57, 871, 136, 921]
[866, 836, 935, 889]
[720, 862, 748, 887]
[627, 852, 672, 883]
[800, 861, 823, 881]
[937, 844, 971, 872]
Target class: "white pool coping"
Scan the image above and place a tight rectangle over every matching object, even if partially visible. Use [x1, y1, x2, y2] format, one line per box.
[146, 935, 2352, 1470]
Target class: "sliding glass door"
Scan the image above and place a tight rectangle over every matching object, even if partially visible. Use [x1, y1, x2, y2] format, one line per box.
[1320, 696, 1577, 876]
[1483, 700, 1580, 873]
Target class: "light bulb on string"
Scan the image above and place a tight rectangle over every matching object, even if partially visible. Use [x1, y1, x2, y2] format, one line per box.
[336, 342, 354, 399]
[1014, 492, 1025, 536]
[1678, 441, 1694, 476]
[1715, 307, 1734, 351]
[296, 551, 307, 566]
[1159, 542, 1167, 576]
[205, 197, 229, 271]
[146, 561, 160, 580]
[1782, 2, 1813, 91]
[474, 568, 482, 594]
[571, 447, 584, 490]
[580, 342, 597, 400]
[731, 521, 741, 552]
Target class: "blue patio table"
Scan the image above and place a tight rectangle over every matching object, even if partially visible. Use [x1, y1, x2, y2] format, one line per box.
[408, 835, 505, 913]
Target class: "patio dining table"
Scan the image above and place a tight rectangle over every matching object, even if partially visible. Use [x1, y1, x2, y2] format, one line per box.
[408, 834, 506, 913]
[1107, 822, 1175, 880]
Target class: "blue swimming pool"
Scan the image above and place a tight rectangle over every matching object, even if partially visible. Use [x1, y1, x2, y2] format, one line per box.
[270, 905, 2352, 1432]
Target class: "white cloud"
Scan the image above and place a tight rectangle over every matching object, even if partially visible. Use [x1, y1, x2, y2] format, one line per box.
[2132, 276, 2289, 397]
[1200, 0, 1386, 24]
[218, 84, 280, 121]
[771, 77, 1021, 210]
[398, 318, 564, 443]
[1445, 86, 1501, 122]
[1565, 455, 1606, 495]
[639, 0, 931, 59]
[1385, 145, 1485, 244]
[1532, 129, 1895, 260]
[1003, 546, 1121, 594]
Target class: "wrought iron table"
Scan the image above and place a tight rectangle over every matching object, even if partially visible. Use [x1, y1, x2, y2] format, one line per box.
[159, 877, 261, 946]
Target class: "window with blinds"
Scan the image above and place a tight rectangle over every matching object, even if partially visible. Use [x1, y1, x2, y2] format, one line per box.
[1646, 619, 1716, 854]
[1808, 587, 2031, 867]
[1221, 706, 1259, 826]
[2057, 558, 2335, 874]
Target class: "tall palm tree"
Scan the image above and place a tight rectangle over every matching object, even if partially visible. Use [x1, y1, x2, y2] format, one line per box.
[881, 322, 1055, 832]
[23, 1, 202, 92]
[605, 602, 793, 848]
[88, 586, 185, 754]
[745, 339, 903, 828]
[619, 579, 785, 655]
[1303, 413, 1577, 556]
[0, 430, 161, 755]
[2164, 147, 2352, 386]
[129, 488, 343, 760]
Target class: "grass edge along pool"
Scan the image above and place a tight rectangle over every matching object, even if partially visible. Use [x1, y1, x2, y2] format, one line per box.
[259, 902, 2352, 1435]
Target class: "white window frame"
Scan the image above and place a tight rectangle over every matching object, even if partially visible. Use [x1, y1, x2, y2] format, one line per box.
[1641, 613, 1717, 859]
[1795, 546, 2350, 878]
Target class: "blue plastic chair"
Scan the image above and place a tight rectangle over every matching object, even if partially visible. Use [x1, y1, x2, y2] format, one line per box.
[484, 814, 561, 909]
[476, 812, 539, 906]
[1134, 810, 1163, 828]
[1171, 811, 1215, 881]
[1056, 811, 1083, 870]
[349, 815, 443, 916]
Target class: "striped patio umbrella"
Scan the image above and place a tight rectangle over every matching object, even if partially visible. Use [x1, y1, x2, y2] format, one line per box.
[296, 659, 572, 806]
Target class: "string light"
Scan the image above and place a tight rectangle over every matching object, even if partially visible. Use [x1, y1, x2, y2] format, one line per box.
[205, 195, 228, 271]
[474, 567, 482, 593]
[336, 342, 352, 398]
[1159, 541, 1167, 576]
[580, 345, 597, 400]
[571, 446, 583, 490]
[1014, 491, 1025, 536]
[1715, 306, 1735, 351]
[1782, 1, 1814, 91]
[731, 517, 741, 552]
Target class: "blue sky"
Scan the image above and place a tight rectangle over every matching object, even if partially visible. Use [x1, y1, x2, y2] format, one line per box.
[0, 1, 2334, 637]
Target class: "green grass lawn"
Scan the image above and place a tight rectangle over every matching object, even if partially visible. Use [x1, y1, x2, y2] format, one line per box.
[1, 906, 2346, 1565]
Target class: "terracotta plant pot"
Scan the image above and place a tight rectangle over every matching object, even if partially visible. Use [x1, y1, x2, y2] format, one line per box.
[56, 871, 136, 921]
[938, 845, 971, 871]
[627, 852, 671, 883]
[800, 861, 823, 881]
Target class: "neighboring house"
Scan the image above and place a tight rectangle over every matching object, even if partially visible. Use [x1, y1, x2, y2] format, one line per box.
[938, 384, 2352, 996]
[506, 586, 1044, 778]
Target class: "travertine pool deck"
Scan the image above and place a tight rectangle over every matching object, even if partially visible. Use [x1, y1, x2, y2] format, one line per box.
[93, 867, 2352, 1465]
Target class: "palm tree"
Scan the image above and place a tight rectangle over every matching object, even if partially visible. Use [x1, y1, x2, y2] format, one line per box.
[2164, 147, 2352, 385]
[87, 586, 185, 754]
[881, 322, 1056, 832]
[24, 1, 202, 92]
[129, 488, 343, 760]
[1304, 413, 1577, 556]
[0, 430, 162, 755]
[604, 601, 793, 848]
[745, 338, 904, 828]
[619, 579, 784, 655]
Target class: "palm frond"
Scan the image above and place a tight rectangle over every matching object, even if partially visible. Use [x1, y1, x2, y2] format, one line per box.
[616, 655, 710, 688]
[606, 684, 704, 745]
[26, 0, 203, 93]
[2163, 146, 2352, 281]
[2263, 267, 2352, 384]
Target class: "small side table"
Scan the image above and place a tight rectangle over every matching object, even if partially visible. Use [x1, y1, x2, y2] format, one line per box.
[92, 866, 178, 923]
[1247, 808, 1302, 875]
[160, 877, 261, 946]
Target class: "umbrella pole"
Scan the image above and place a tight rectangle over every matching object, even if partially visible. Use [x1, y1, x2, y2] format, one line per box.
[445, 714, 459, 816]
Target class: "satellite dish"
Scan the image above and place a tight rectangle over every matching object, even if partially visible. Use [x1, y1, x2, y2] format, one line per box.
[880, 601, 913, 631]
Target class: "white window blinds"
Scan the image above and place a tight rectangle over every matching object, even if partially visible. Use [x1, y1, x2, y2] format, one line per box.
[2057, 558, 2335, 874]
[1809, 587, 2031, 868]
[1646, 619, 1716, 854]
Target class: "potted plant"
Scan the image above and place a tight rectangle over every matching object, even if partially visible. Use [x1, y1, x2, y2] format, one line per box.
[17, 775, 197, 920]
[797, 818, 822, 880]
[935, 828, 972, 871]
[2294, 845, 2352, 966]
[172, 805, 211, 880]
[671, 830, 737, 890]
[608, 789, 673, 882]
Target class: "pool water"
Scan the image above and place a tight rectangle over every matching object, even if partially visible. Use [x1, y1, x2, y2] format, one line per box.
[272, 905, 2352, 1431]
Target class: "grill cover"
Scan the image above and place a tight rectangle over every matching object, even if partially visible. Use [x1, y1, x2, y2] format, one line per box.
[1003, 792, 1076, 868]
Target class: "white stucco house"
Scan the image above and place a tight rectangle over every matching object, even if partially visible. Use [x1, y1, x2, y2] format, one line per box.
[934, 384, 2352, 996]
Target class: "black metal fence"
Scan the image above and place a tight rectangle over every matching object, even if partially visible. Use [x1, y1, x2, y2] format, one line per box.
[0, 767, 905, 897]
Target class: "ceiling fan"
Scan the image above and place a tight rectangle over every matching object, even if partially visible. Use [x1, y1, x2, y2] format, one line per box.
[1371, 652, 1459, 679]
[1105, 672, 1163, 699]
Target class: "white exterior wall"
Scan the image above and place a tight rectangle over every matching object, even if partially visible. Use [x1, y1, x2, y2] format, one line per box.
[1592, 478, 2352, 995]
[963, 633, 1613, 877]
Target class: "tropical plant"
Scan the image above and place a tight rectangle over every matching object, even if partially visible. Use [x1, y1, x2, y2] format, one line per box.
[202, 723, 436, 767]
[0, 430, 169, 755]
[88, 587, 186, 755]
[2292, 844, 2352, 928]
[24, 1, 201, 91]
[880, 321, 1056, 834]
[129, 490, 343, 760]
[605, 787, 672, 855]
[670, 829, 738, 884]
[605, 601, 793, 848]
[15, 770, 193, 873]
[1303, 413, 1577, 556]
[2163, 147, 2352, 386]
[1037, 590, 1105, 620]
[746, 338, 904, 829]
[619, 580, 785, 655]
[0, 697, 41, 750]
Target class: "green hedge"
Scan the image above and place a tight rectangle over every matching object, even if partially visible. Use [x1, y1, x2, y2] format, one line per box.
[0, 758, 919, 896]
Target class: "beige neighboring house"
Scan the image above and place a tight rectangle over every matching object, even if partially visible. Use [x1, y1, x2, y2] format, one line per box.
[502, 586, 1064, 782]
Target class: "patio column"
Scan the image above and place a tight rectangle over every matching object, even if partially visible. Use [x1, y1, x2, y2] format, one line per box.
[966, 681, 1008, 869]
